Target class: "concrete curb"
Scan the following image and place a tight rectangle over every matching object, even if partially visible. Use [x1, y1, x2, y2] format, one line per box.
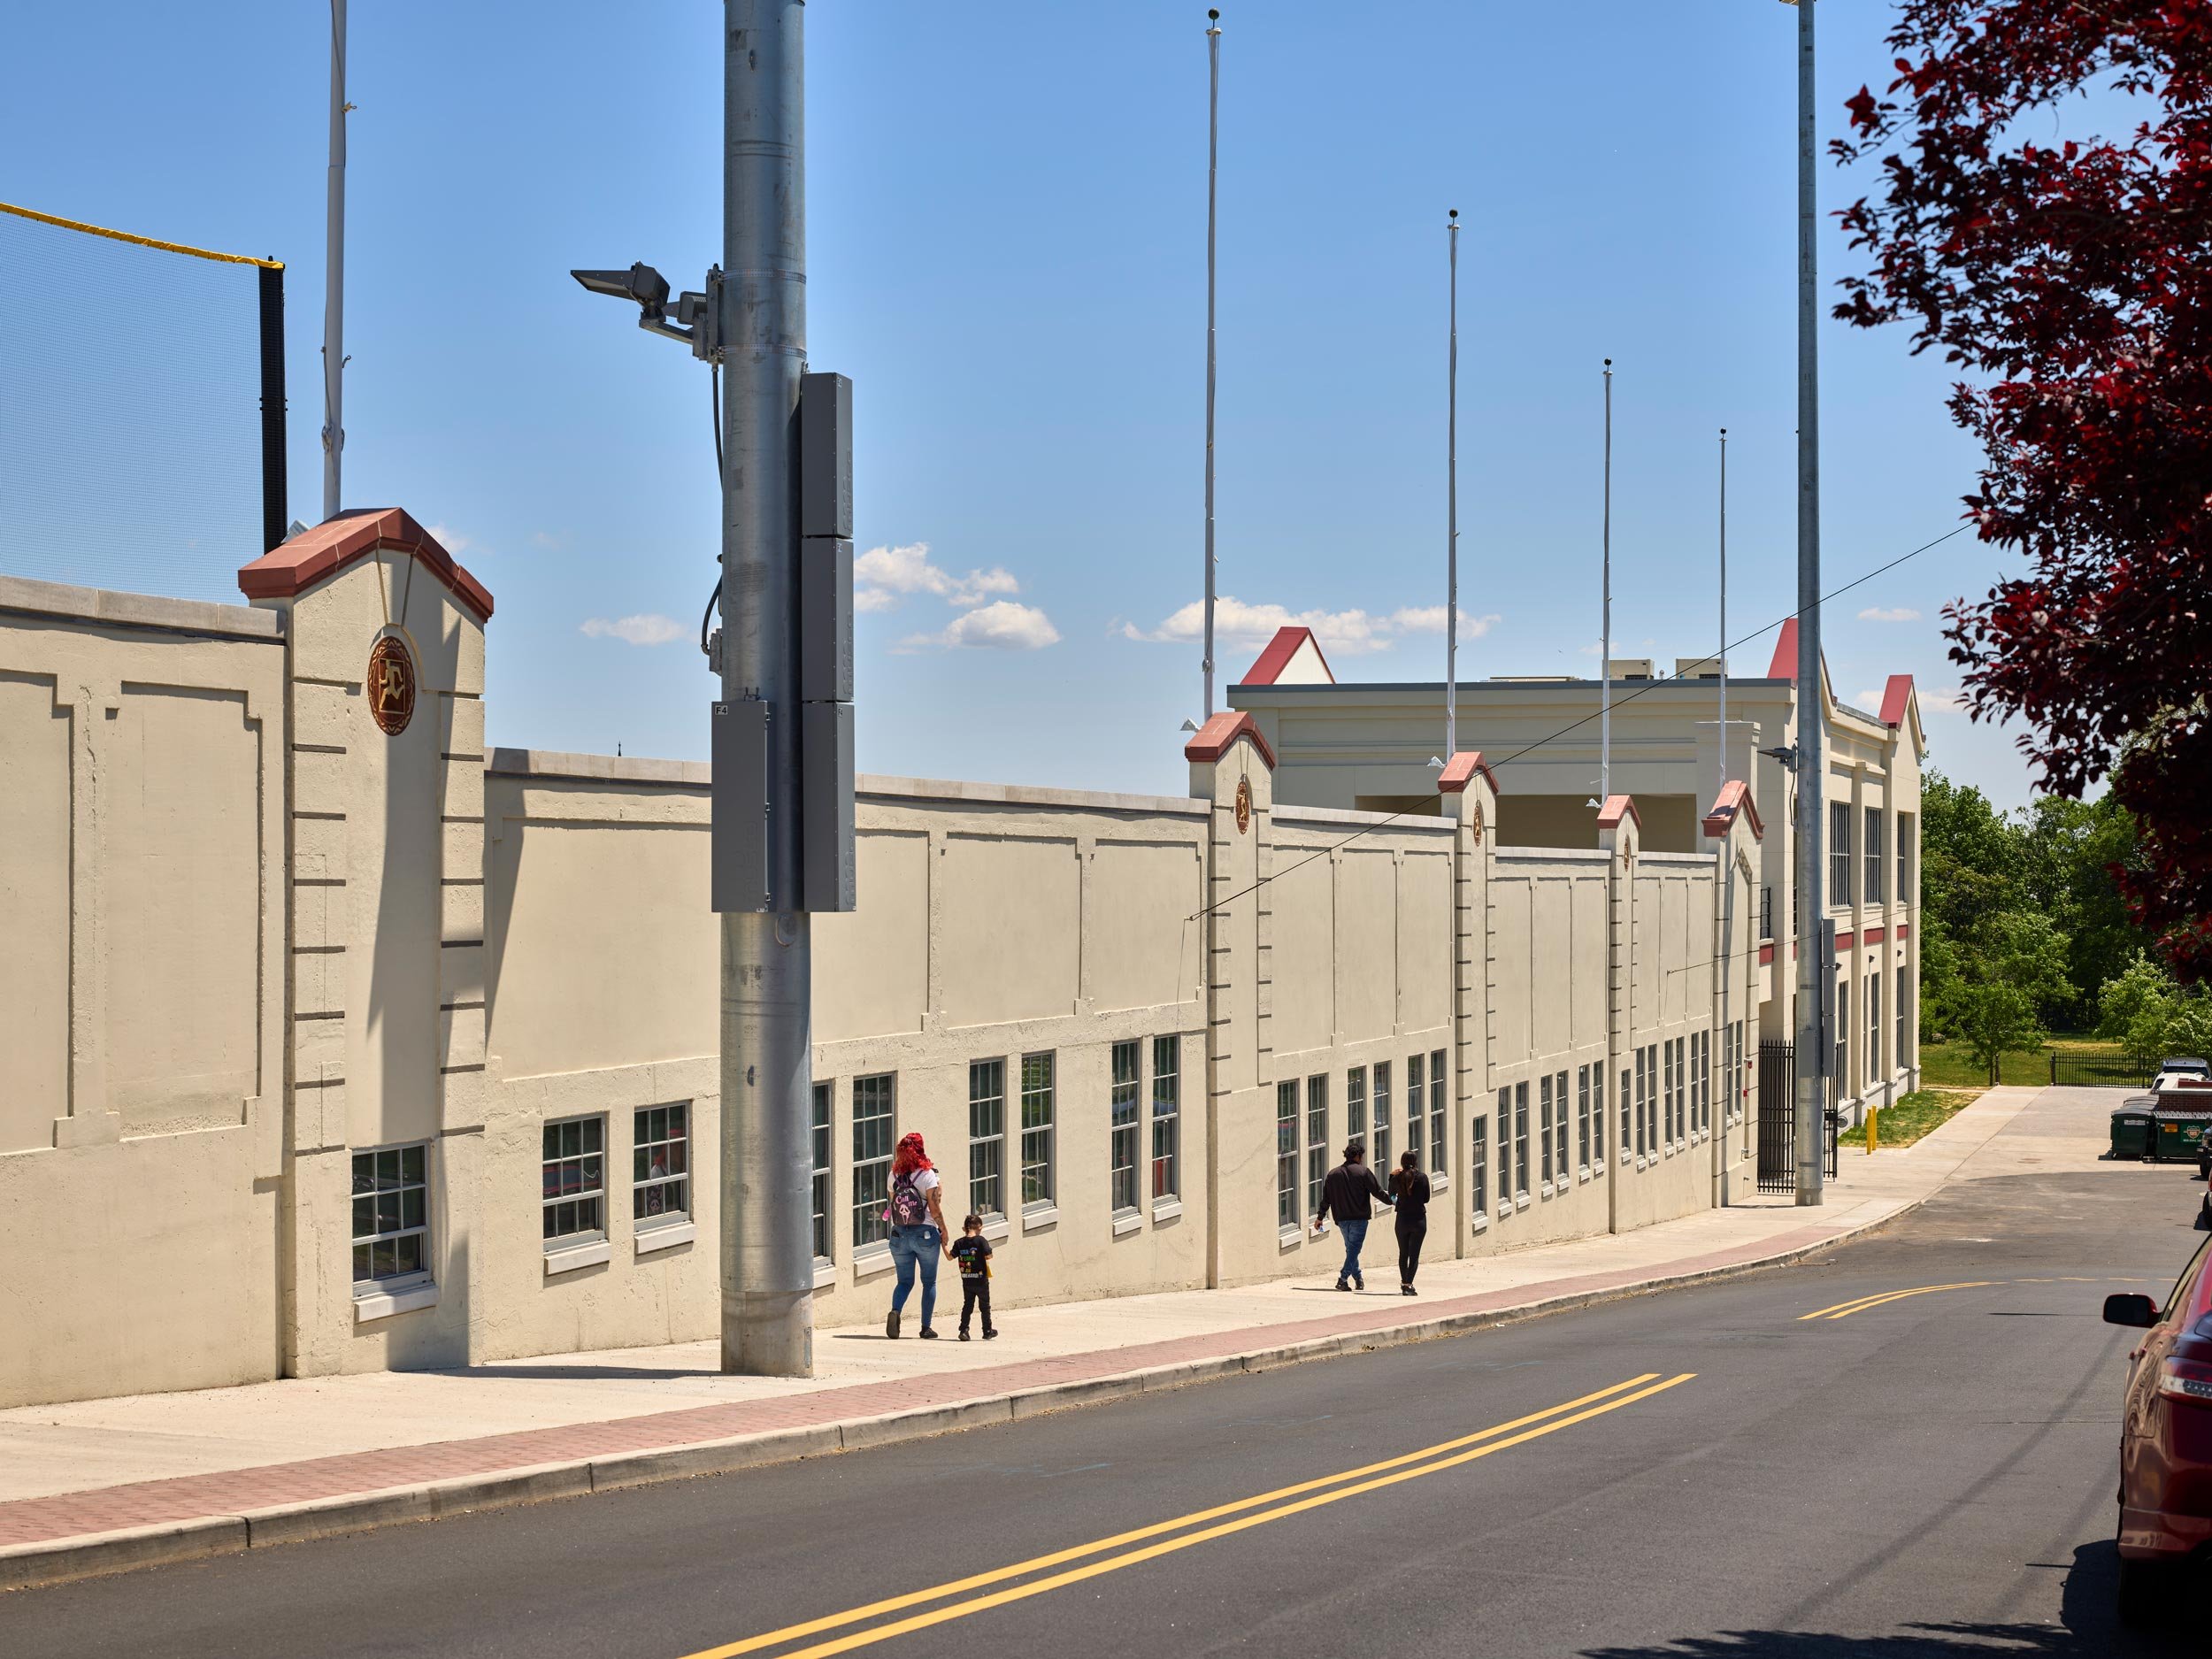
[0, 1193, 1920, 1594]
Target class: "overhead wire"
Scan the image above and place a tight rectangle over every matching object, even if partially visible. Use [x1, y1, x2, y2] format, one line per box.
[1185, 519, 1977, 923]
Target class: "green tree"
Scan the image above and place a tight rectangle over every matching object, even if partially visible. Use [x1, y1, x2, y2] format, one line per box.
[2017, 794, 2143, 1025]
[2099, 952, 2212, 1072]
[1932, 910, 2072, 1082]
[1919, 771, 2024, 945]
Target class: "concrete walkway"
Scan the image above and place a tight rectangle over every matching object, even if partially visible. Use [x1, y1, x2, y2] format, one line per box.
[1, 1084, 2134, 1589]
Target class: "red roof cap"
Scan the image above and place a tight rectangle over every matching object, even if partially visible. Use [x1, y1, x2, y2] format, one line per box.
[1437, 751, 1499, 796]
[1596, 794, 1640, 833]
[1701, 778, 1765, 841]
[1184, 710, 1277, 769]
[1765, 618, 1797, 682]
[1239, 626, 1335, 687]
[1879, 673, 1915, 729]
[239, 508, 494, 624]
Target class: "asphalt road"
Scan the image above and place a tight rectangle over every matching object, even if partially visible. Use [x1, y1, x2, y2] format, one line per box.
[6, 1152, 2208, 1657]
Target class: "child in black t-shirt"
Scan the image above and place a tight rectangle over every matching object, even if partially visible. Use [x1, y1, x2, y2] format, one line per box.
[948, 1214, 997, 1341]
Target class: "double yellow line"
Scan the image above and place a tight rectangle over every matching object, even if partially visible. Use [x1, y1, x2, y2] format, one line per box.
[1798, 1281, 1995, 1321]
[682, 1371, 1696, 1659]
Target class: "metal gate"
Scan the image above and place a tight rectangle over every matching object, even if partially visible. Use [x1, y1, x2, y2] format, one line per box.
[1757, 1039, 1796, 1193]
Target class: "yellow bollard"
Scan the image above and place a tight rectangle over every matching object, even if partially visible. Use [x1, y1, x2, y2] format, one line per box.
[1867, 1108, 1879, 1154]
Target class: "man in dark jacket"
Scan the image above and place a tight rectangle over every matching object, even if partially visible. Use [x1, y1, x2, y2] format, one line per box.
[1318, 1141, 1393, 1291]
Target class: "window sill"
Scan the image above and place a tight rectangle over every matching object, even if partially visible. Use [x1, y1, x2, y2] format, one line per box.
[980, 1214, 1011, 1243]
[812, 1259, 837, 1290]
[1539, 1181, 1555, 1200]
[1022, 1204, 1059, 1233]
[1471, 1212, 1489, 1233]
[1578, 1165, 1591, 1184]
[1279, 1226, 1304, 1250]
[634, 1221, 695, 1258]
[353, 1281, 439, 1325]
[854, 1245, 895, 1279]
[1152, 1198, 1184, 1224]
[1111, 1210, 1143, 1238]
[1431, 1175, 1448, 1194]
[1514, 1192, 1531, 1212]
[545, 1238, 611, 1276]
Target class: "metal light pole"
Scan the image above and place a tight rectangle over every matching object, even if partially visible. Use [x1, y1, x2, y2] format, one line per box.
[1445, 207, 1459, 761]
[1717, 426, 1727, 803]
[1599, 357, 1613, 803]
[1790, 0, 1827, 1205]
[720, 0, 815, 1371]
[1202, 9, 1222, 718]
[321, 0, 348, 522]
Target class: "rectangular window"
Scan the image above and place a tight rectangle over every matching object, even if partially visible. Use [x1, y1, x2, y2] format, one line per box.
[351, 1142, 429, 1286]
[1306, 1072, 1329, 1221]
[1760, 884, 1774, 941]
[1663, 1042, 1677, 1148]
[633, 1103, 689, 1226]
[1896, 968, 1909, 1065]
[1831, 800, 1853, 908]
[543, 1116, 607, 1245]
[1346, 1065, 1367, 1143]
[1835, 981, 1850, 1089]
[969, 1058, 1007, 1220]
[1277, 1079, 1301, 1231]
[1430, 1048, 1448, 1178]
[1633, 1048, 1647, 1157]
[1868, 972, 1882, 1087]
[1471, 1114, 1488, 1218]
[1496, 1091, 1512, 1210]
[1619, 1067, 1632, 1159]
[1593, 1066, 1606, 1164]
[1514, 1079, 1530, 1198]
[1371, 1060, 1392, 1176]
[1020, 1053, 1056, 1209]
[1406, 1052, 1425, 1165]
[810, 1082, 833, 1263]
[1865, 806, 1885, 903]
[1110, 1041, 1141, 1216]
[1578, 1065, 1591, 1171]
[1152, 1035, 1180, 1202]
[1539, 1073, 1555, 1187]
[1734, 1020, 1746, 1123]
[852, 1073, 895, 1250]
[1898, 813, 1916, 904]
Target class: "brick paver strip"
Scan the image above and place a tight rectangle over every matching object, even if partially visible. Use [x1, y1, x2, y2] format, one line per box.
[0, 1221, 1845, 1549]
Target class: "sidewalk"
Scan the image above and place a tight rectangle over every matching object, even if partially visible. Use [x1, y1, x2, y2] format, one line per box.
[0, 1086, 2090, 1589]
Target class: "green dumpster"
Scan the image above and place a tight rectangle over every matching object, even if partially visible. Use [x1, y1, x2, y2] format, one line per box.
[2153, 1111, 2212, 1164]
[2111, 1105, 2156, 1161]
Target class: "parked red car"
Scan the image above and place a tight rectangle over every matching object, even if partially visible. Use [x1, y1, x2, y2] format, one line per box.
[2106, 1232, 2212, 1621]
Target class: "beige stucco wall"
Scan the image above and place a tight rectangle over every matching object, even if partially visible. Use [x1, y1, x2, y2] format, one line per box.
[0, 578, 288, 1409]
[0, 538, 1845, 1409]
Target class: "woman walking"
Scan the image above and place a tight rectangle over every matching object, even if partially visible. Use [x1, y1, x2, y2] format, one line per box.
[1390, 1150, 1431, 1296]
[885, 1132, 951, 1339]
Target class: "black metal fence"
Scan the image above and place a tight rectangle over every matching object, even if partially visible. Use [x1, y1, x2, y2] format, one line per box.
[2049, 1046, 2150, 1089]
[1757, 1039, 1796, 1193]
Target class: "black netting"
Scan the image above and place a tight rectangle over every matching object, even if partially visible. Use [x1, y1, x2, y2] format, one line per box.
[0, 207, 273, 606]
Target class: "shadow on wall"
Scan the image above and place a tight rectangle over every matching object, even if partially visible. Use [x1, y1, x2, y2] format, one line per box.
[1578, 1541, 2203, 1658]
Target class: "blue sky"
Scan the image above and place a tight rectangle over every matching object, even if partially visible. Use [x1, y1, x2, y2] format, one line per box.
[2, 1, 2055, 808]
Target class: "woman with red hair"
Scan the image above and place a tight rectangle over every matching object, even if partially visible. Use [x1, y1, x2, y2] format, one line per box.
[884, 1131, 951, 1339]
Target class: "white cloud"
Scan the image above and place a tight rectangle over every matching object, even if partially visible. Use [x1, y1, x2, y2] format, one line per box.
[426, 523, 476, 556]
[1855, 689, 1884, 712]
[902, 600, 1062, 651]
[580, 613, 685, 647]
[1921, 686, 1969, 713]
[1857, 605, 1922, 623]
[529, 529, 563, 549]
[855, 541, 1021, 611]
[1122, 595, 1497, 657]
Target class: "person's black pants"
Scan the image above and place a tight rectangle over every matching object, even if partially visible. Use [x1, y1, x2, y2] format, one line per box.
[1396, 1217, 1427, 1287]
[960, 1277, 993, 1333]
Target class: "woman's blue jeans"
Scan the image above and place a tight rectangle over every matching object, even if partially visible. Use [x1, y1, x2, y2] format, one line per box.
[889, 1224, 941, 1325]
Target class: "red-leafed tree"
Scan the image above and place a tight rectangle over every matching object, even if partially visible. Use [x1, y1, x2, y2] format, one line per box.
[1834, 1, 2212, 979]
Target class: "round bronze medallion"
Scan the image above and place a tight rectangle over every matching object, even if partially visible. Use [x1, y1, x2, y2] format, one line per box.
[366, 634, 417, 736]
[1233, 777, 1252, 835]
[1469, 799, 1486, 846]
